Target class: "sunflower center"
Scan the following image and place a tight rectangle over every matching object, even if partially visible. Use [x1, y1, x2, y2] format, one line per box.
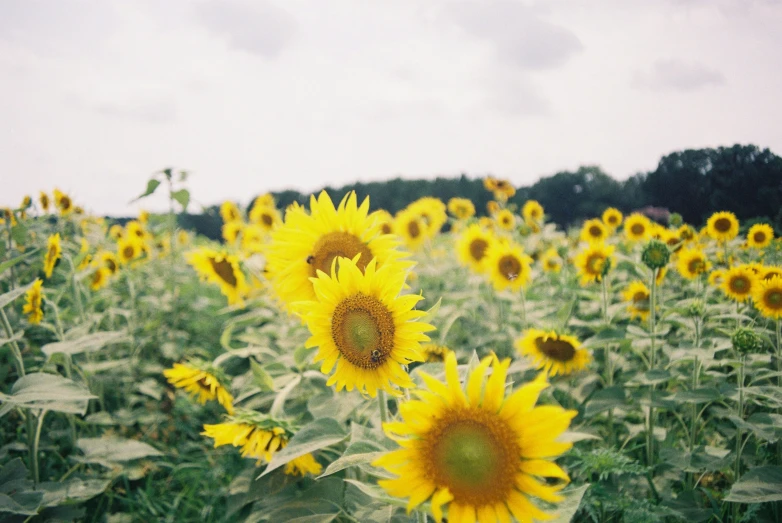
[688, 258, 705, 274]
[631, 223, 645, 235]
[754, 232, 766, 243]
[106, 259, 117, 273]
[60, 197, 71, 210]
[729, 276, 749, 293]
[632, 291, 649, 304]
[534, 337, 576, 362]
[498, 254, 521, 281]
[765, 289, 782, 308]
[92, 270, 103, 286]
[608, 215, 618, 225]
[310, 232, 373, 277]
[425, 410, 518, 505]
[47, 244, 58, 261]
[123, 246, 135, 260]
[380, 223, 393, 235]
[469, 239, 489, 262]
[331, 293, 395, 369]
[261, 213, 273, 227]
[586, 254, 605, 275]
[714, 217, 732, 232]
[209, 258, 237, 287]
[589, 225, 602, 238]
[408, 220, 421, 239]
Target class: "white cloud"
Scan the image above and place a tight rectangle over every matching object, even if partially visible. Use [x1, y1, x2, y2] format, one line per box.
[633, 59, 726, 91]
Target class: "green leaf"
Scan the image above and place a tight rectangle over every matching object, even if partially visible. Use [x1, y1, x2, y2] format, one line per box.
[342, 479, 408, 509]
[669, 387, 722, 404]
[0, 280, 35, 310]
[10, 223, 28, 245]
[0, 373, 96, 415]
[584, 386, 627, 417]
[628, 369, 672, 386]
[171, 189, 190, 210]
[250, 358, 275, 392]
[0, 458, 43, 516]
[582, 327, 626, 348]
[548, 484, 590, 523]
[38, 478, 111, 507]
[41, 331, 129, 358]
[131, 179, 161, 202]
[77, 437, 162, 464]
[725, 466, 782, 503]
[260, 418, 347, 477]
[0, 330, 24, 348]
[0, 248, 39, 276]
[317, 441, 387, 479]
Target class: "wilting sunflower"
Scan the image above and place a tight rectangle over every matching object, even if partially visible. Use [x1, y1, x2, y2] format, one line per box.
[522, 200, 544, 224]
[484, 241, 533, 292]
[297, 257, 434, 397]
[164, 360, 234, 414]
[187, 248, 248, 306]
[220, 201, 243, 223]
[753, 276, 782, 319]
[374, 352, 575, 523]
[495, 209, 516, 231]
[573, 242, 614, 286]
[22, 279, 44, 324]
[622, 280, 651, 321]
[676, 247, 710, 280]
[447, 198, 475, 220]
[89, 267, 111, 291]
[540, 248, 562, 273]
[267, 191, 407, 307]
[53, 189, 73, 215]
[516, 329, 591, 376]
[456, 224, 495, 274]
[602, 207, 623, 230]
[420, 344, 453, 363]
[747, 223, 774, 249]
[117, 237, 143, 265]
[39, 191, 50, 212]
[43, 233, 62, 278]
[624, 213, 651, 242]
[395, 209, 428, 251]
[580, 219, 608, 244]
[720, 265, 757, 303]
[706, 211, 739, 243]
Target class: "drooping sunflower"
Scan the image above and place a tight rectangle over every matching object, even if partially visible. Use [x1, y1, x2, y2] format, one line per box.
[676, 247, 710, 280]
[395, 209, 428, 251]
[296, 257, 434, 397]
[624, 213, 651, 242]
[89, 267, 111, 291]
[720, 265, 757, 303]
[456, 224, 496, 274]
[43, 233, 62, 278]
[706, 211, 739, 243]
[285, 452, 323, 476]
[484, 241, 533, 292]
[39, 191, 50, 212]
[22, 279, 44, 324]
[266, 191, 407, 307]
[516, 329, 591, 376]
[220, 201, 243, 224]
[573, 242, 614, 286]
[495, 209, 516, 231]
[580, 219, 608, 244]
[747, 223, 774, 249]
[187, 248, 249, 306]
[447, 198, 476, 220]
[622, 280, 651, 321]
[602, 207, 623, 230]
[753, 275, 782, 319]
[164, 360, 234, 414]
[374, 352, 575, 523]
[53, 189, 73, 215]
[522, 200, 544, 224]
[540, 248, 562, 273]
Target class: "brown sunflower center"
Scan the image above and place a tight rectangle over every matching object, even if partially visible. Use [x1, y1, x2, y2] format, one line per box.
[309, 232, 373, 277]
[589, 225, 603, 238]
[261, 213, 274, 227]
[632, 291, 649, 304]
[754, 231, 767, 243]
[47, 244, 58, 262]
[630, 223, 645, 235]
[424, 409, 518, 505]
[586, 253, 606, 275]
[60, 196, 71, 210]
[688, 258, 705, 274]
[469, 239, 489, 262]
[764, 289, 782, 309]
[714, 217, 732, 233]
[209, 258, 237, 287]
[607, 215, 619, 225]
[331, 293, 395, 369]
[105, 259, 117, 273]
[408, 220, 421, 239]
[729, 275, 750, 293]
[123, 246, 135, 260]
[498, 254, 521, 281]
[534, 336, 577, 362]
[380, 223, 393, 235]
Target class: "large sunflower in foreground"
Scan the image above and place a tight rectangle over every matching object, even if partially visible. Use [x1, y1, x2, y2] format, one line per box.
[484, 241, 533, 292]
[720, 265, 756, 303]
[374, 352, 575, 523]
[747, 223, 774, 249]
[573, 242, 614, 286]
[456, 224, 495, 274]
[706, 211, 739, 243]
[676, 247, 710, 280]
[753, 275, 782, 319]
[297, 257, 434, 397]
[516, 329, 591, 376]
[266, 191, 406, 307]
[186, 248, 249, 306]
[164, 360, 234, 414]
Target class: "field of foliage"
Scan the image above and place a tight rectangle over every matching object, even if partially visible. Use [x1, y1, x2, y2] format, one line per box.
[2, 170, 782, 522]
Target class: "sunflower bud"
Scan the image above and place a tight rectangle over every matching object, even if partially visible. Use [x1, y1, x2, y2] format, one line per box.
[731, 327, 763, 354]
[668, 213, 683, 227]
[642, 239, 670, 270]
[687, 300, 705, 318]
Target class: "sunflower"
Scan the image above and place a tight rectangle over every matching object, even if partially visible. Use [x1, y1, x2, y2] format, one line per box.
[540, 248, 562, 273]
[624, 213, 651, 242]
[97, 251, 119, 275]
[447, 198, 476, 220]
[43, 233, 62, 278]
[486, 201, 500, 216]
[522, 200, 544, 224]
[374, 352, 575, 523]
[108, 224, 124, 240]
[285, 452, 323, 476]
[678, 224, 696, 244]
[406, 197, 448, 238]
[187, 248, 248, 306]
[747, 223, 774, 249]
[676, 247, 710, 280]
[706, 211, 739, 243]
[600, 207, 622, 229]
[395, 209, 427, 251]
[456, 224, 495, 274]
[495, 209, 516, 231]
[492, 179, 516, 201]
[177, 230, 190, 246]
[580, 219, 608, 244]
[117, 237, 142, 265]
[164, 360, 234, 414]
[622, 280, 651, 321]
[53, 189, 73, 215]
[370, 209, 396, 236]
[516, 329, 591, 376]
[125, 220, 147, 242]
[296, 257, 434, 397]
[720, 265, 757, 303]
[89, 267, 111, 291]
[253, 193, 276, 209]
[220, 201, 243, 224]
[753, 276, 782, 319]
[762, 266, 782, 281]
[22, 279, 44, 324]
[266, 191, 407, 308]
[483, 176, 500, 192]
[573, 242, 614, 286]
[39, 192, 50, 212]
[249, 203, 281, 232]
[708, 269, 724, 287]
[420, 344, 453, 363]
[138, 210, 150, 225]
[222, 220, 244, 245]
[241, 224, 266, 254]
[484, 241, 533, 292]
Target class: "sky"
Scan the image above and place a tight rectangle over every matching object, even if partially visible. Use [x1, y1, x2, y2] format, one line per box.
[1, 0, 781, 216]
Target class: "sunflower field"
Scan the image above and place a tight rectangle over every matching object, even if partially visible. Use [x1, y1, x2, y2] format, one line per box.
[2, 172, 782, 523]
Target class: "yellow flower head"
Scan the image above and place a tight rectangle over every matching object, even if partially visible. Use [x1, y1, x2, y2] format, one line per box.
[187, 248, 248, 306]
[747, 223, 774, 249]
[371, 209, 396, 236]
[43, 233, 62, 278]
[125, 220, 147, 242]
[622, 280, 651, 321]
[249, 203, 281, 233]
[676, 247, 710, 280]
[53, 189, 73, 215]
[89, 267, 111, 291]
[624, 213, 651, 242]
[495, 209, 516, 231]
[420, 344, 454, 363]
[394, 209, 428, 251]
[374, 352, 575, 523]
[164, 360, 234, 414]
[753, 276, 782, 319]
[222, 220, 244, 245]
[285, 452, 323, 477]
[98, 251, 119, 275]
[762, 266, 782, 281]
[297, 256, 434, 397]
[483, 176, 500, 192]
[138, 210, 150, 225]
[516, 328, 591, 376]
[117, 237, 143, 265]
[220, 201, 243, 224]
[484, 241, 533, 292]
[406, 197, 448, 239]
[455, 224, 496, 274]
[580, 219, 608, 244]
[491, 179, 516, 201]
[522, 200, 544, 224]
[602, 207, 623, 230]
[540, 248, 563, 273]
[573, 242, 614, 286]
[720, 265, 757, 303]
[39, 192, 50, 212]
[706, 211, 739, 243]
[108, 224, 124, 240]
[486, 201, 500, 216]
[22, 279, 44, 324]
[447, 198, 476, 220]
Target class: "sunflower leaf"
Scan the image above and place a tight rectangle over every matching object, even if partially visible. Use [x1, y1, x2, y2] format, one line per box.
[131, 179, 161, 202]
[725, 466, 782, 503]
[0, 280, 35, 310]
[171, 189, 190, 210]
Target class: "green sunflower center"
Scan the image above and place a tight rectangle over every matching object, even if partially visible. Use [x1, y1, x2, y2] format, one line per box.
[209, 258, 237, 287]
[469, 238, 489, 262]
[310, 232, 373, 277]
[534, 336, 577, 362]
[729, 276, 750, 293]
[331, 293, 395, 369]
[714, 217, 732, 232]
[498, 254, 521, 281]
[765, 289, 782, 308]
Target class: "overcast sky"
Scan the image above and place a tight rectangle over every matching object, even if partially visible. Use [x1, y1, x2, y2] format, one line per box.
[1, 0, 781, 216]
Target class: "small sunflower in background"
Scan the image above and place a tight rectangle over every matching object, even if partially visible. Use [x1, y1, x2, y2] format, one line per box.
[296, 257, 434, 397]
[521, 200, 544, 224]
[455, 224, 495, 274]
[395, 209, 427, 251]
[540, 248, 563, 273]
[495, 209, 516, 231]
[676, 247, 710, 280]
[53, 188, 73, 215]
[375, 352, 575, 523]
[706, 211, 739, 243]
[89, 267, 111, 291]
[516, 329, 591, 376]
[623, 213, 651, 242]
[370, 209, 395, 235]
[580, 218, 608, 244]
[108, 224, 124, 240]
[486, 200, 500, 216]
[678, 224, 697, 244]
[39, 191, 50, 212]
[602, 207, 623, 230]
[43, 233, 62, 278]
[762, 266, 782, 281]
[747, 223, 774, 249]
[753, 275, 782, 319]
[22, 279, 44, 324]
[125, 220, 147, 243]
[574, 242, 614, 286]
[117, 237, 143, 265]
[164, 359, 234, 414]
[447, 197, 475, 220]
[187, 248, 248, 306]
[484, 241, 533, 292]
[222, 220, 244, 246]
[491, 178, 516, 201]
[708, 268, 725, 287]
[138, 210, 150, 225]
[98, 251, 119, 275]
[220, 201, 243, 224]
[406, 197, 448, 238]
[623, 280, 651, 321]
[720, 265, 757, 303]
[249, 200, 281, 233]
[420, 343, 453, 363]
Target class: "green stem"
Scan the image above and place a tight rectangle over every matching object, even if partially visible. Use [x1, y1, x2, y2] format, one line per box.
[733, 356, 745, 522]
[378, 390, 389, 428]
[646, 268, 658, 473]
[0, 307, 26, 377]
[688, 355, 700, 490]
[32, 410, 48, 488]
[519, 287, 527, 330]
[777, 318, 782, 466]
[417, 510, 427, 523]
[64, 255, 85, 323]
